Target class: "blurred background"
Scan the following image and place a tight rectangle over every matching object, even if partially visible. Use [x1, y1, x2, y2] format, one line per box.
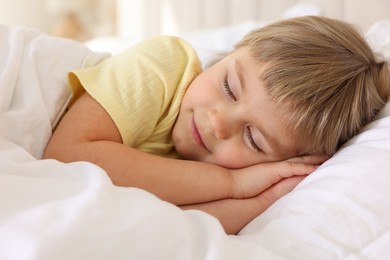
[0, 0, 116, 41]
[1, 0, 390, 43]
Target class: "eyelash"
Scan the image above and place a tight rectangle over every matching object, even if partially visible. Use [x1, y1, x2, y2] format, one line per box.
[222, 78, 236, 101]
[223, 78, 260, 152]
[246, 127, 261, 152]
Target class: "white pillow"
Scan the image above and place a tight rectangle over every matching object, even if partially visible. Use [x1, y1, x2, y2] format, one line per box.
[239, 21, 390, 258]
[366, 19, 390, 59]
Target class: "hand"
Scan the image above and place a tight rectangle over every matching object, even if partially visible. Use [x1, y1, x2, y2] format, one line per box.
[181, 175, 310, 235]
[230, 155, 327, 199]
[255, 175, 306, 207]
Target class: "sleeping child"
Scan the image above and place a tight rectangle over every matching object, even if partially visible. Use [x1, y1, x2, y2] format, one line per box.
[43, 16, 390, 234]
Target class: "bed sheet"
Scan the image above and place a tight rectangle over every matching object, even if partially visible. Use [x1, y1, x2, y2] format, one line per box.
[1, 18, 390, 259]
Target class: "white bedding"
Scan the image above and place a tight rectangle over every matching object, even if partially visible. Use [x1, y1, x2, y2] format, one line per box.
[1, 18, 390, 259]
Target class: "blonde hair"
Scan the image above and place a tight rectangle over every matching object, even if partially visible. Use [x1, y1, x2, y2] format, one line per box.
[235, 16, 390, 155]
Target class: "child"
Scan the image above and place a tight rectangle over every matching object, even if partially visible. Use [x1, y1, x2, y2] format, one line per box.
[44, 16, 390, 234]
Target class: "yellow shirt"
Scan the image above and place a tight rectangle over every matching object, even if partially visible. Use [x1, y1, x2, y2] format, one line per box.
[69, 36, 202, 158]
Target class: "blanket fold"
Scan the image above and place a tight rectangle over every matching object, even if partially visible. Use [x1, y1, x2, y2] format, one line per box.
[0, 24, 108, 158]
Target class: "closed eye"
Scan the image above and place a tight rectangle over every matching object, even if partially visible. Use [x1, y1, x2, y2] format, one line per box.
[222, 78, 236, 101]
[246, 127, 261, 152]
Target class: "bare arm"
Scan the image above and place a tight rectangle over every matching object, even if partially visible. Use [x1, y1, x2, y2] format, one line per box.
[44, 92, 321, 205]
[45, 92, 235, 205]
[181, 176, 305, 234]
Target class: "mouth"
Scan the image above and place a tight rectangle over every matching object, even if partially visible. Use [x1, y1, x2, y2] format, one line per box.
[191, 115, 209, 151]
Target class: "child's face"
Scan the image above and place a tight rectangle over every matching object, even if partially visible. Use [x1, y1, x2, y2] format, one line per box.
[172, 48, 301, 169]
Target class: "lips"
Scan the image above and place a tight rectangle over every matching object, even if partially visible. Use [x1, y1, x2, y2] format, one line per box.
[191, 115, 208, 151]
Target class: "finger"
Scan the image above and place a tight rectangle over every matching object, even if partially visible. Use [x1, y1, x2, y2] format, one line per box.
[268, 160, 319, 180]
[286, 154, 329, 165]
[256, 176, 305, 206]
[232, 162, 315, 199]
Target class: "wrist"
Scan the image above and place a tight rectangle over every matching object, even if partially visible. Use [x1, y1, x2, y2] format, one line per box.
[227, 169, 242, 199]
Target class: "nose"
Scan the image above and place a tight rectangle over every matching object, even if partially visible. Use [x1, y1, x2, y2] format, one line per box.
[207, 109, 231, 140]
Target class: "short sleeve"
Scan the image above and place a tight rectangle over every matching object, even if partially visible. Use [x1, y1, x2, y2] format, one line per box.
[68, 36, 202, 153]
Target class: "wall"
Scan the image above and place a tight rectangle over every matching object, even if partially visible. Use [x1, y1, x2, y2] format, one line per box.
[116, 0, 390, 39]
[0, 0, 52, 32]
[0, 0, 115, 40]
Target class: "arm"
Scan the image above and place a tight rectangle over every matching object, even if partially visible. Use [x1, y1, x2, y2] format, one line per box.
[45, 92, 233, 205]
[44, 92, 320, 205]
[181, 176, 305, 234]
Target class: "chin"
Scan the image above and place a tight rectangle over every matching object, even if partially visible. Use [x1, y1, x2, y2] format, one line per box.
[178, 151, 206, 163]
[175, 148, 196, 161]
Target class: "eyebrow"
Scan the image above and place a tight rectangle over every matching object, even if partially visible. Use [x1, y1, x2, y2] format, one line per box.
[233, 59, 284, 155]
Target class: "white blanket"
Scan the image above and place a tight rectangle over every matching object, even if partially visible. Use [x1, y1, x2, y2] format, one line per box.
[0, 24, 107, 159]
[1, 23, 390, 259]
[0, 25, 275, 260]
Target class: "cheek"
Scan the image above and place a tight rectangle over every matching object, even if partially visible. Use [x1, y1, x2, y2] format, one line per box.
[212, 142, 277, 169]
[188, 71, 217, 95]
[213, 146, 254, 169]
